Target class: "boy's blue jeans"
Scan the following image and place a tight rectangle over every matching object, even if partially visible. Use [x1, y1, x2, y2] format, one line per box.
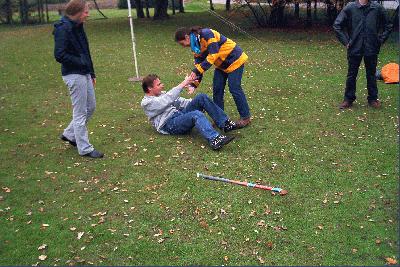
[213, 65, 251, 119]
[161, 94, 228, 142]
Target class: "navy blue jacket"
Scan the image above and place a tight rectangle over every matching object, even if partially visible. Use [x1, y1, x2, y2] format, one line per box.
[333, 0, 393, 56]
[53, 16, 95, 78]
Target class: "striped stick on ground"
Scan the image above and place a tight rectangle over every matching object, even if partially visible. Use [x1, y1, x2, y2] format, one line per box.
[197, 173, 288, 195]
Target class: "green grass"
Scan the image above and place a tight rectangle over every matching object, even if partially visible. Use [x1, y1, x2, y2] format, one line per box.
[0, 4, 398, 266]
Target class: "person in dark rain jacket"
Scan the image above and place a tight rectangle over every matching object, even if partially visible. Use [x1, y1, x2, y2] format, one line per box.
[53, 0, 104, 158]
[333, 0, 393, 109]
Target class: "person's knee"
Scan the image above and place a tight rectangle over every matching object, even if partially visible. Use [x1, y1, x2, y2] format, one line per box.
[195, 93, 209, 101]
[73, 113, 87, 126]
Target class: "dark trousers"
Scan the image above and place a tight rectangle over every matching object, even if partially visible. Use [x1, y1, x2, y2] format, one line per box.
[345, 55, 378, 103]
[213, 65, 251, 119]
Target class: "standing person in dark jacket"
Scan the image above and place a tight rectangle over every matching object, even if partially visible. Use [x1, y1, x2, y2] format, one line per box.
[175, 26, 251, 128]
[333, 0, 393, 109]
[54, 0, 103, 158]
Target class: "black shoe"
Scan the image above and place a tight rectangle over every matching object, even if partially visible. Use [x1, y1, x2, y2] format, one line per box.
[339, 100, 353, 109]
[368, 100, 381, 108]
[83, 149, 104, 158]
[236, 117, 251, 128]
[60, 135, 77, 147]
[223, 119, 240, 133]
[209, 135, 235, 150]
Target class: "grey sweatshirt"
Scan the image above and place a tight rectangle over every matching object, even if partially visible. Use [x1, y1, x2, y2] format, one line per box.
[141, 86, 192, 134]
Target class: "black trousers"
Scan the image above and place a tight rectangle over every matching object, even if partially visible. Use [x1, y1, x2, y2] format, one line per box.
[344, 55, 378, 103]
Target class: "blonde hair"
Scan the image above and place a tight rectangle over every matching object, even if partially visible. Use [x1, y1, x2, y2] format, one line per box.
[65, 0, 87, 16]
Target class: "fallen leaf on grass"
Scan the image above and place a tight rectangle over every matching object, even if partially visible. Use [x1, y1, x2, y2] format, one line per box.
[38, 255, 47, 261]
[199, 220, 209, 229]
[257, 220, 266, 227]
[37, 244, 47, 250]
[386, 257, 397, 265]
[2, 187, 11, 193]
[77, 232, 84, 239]
[375, 239, 381, 245]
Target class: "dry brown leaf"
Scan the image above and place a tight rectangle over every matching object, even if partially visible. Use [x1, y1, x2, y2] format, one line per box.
[2, 187, 11, 193]
[37, 244, 47, 250]
[199, 220, 209, 229]
[38, 255, 47, 261]
[386, 257, 397, 265]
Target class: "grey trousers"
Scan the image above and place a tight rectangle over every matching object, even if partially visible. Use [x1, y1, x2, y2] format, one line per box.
[62, 74, 96, 155]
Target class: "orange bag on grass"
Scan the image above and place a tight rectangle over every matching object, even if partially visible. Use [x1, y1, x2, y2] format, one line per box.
[381, 63, 399, 84]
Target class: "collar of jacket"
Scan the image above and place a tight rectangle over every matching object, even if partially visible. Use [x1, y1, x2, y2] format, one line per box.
[61, 15, 82, 29]
[355, 0, 377, 9]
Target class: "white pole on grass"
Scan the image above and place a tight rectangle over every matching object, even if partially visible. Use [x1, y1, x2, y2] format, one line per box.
[127, 0, 141, 82]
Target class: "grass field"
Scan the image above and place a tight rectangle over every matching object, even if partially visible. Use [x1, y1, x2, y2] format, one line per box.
[0, 3, 398, 266]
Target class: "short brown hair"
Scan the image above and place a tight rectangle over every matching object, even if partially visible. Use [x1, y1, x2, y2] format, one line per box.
[142, 74, 159, 93]
[175, 26, 202, 42]
[65, 0, 87, 16]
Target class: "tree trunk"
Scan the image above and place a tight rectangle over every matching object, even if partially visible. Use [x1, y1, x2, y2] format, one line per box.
[226, 0, 230, 11]
[134, 0, 145, 18]
[306, 0, 312, 26]
[145, 0, 150, 17]
[45, 0, 49, 22]
[178, 0, 184, 12]
[294, 1, 299, 19]
[37, 0, 41, 23]
[5, 0, 13, 24]
[19, 0, 29, 24]
[244, 0, 264, 27]
[313, 0, 317, 19]
[171, 0, 176, 15]
[209, 0, 214, 10]
[154, 0, 169, 20]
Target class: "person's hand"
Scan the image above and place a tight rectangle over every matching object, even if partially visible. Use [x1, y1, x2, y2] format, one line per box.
[187, 85, 196, 94]
[189, 71, 198, 80]
[179, 75, 194, 89]
[346, 44, 349, 49]
[92, 78, 96, 87]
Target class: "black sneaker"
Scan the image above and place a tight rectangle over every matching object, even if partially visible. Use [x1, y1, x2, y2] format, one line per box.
[83, 149, 104, 158]
[209, 135, 235, 150]
[223, 119, 239, 133]
[60, 135, 77, 147]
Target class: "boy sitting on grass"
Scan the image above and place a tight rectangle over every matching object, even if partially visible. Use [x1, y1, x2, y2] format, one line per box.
[141, 74, 239, 150]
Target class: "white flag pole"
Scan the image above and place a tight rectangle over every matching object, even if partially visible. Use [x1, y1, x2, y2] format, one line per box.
[127, 0, 141, 82]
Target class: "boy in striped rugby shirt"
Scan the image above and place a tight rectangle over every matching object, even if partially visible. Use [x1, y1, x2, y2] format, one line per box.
[175, 26, 251, 128]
